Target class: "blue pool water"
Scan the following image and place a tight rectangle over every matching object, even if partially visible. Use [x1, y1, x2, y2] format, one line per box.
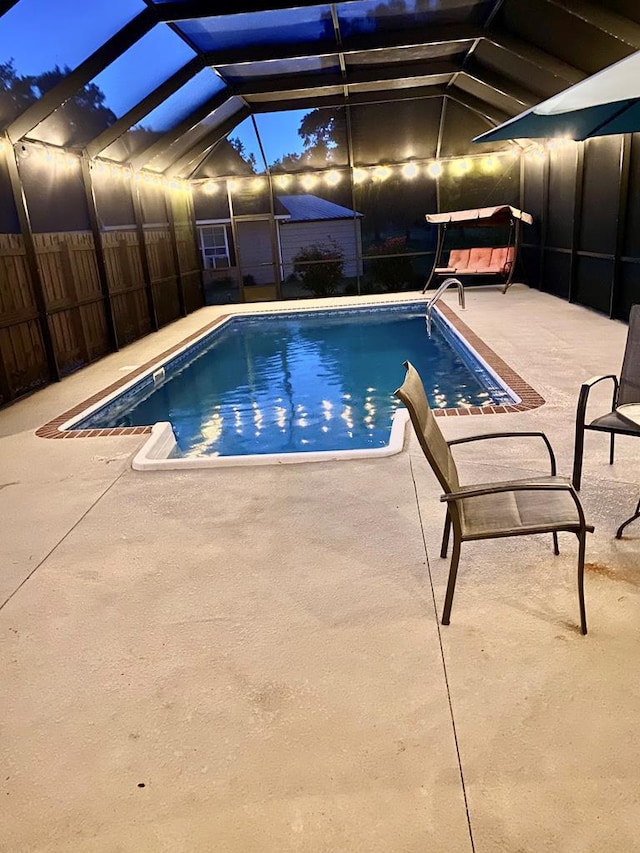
[73, 303, 516, 457]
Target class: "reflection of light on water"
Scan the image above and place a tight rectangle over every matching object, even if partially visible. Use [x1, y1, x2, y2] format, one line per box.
[234, 408, 243, 427]
[300, 438, 309, 445]
[188, 411, 225, 455]
[321, 425, 329, 433]
[297, 417, 308, 427]
[274, 405, 287, 428]
[343, 393, 351, 401]
[322, 400, 333, 421]
[252, 401, 263, 430]
[341, 405, 354, 429]
[366, 386, 375, 393]
[201, 412, 223, 443]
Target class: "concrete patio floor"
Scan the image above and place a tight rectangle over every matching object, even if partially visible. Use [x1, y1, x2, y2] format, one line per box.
[1, 285, 639, 852]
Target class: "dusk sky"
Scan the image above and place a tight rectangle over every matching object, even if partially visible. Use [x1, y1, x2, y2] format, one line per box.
[0, 0, 308, 160]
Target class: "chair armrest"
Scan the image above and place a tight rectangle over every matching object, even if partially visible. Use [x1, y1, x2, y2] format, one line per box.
[441, 480, 571, 501]
[576, 374, 619, 426]
[448, 431, 557, 475]
[440, 481, 592, 530]
[581, 374, 618, 388]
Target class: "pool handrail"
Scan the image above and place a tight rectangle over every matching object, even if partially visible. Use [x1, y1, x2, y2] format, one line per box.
[425, 277, 465, 335]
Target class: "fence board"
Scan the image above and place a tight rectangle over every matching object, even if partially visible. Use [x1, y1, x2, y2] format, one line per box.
[0, 318, 48, 401]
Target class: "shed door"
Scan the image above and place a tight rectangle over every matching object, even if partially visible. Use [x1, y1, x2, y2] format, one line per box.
[235, 219, 277, 287]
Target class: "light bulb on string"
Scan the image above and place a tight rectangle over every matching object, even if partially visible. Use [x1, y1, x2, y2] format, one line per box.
[402, 162, 419, 179]
[372, 165, 391, 181]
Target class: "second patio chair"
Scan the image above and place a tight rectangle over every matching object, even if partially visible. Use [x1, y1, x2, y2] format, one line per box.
[396, 361, 593, 634]
[572, 304, 640, 491]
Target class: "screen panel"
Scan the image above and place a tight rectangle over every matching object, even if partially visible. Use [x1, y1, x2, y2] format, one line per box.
[574, 255, 613, 315]
[546, 147, 576, 251]
[579, 136, 621, 256]
[541, 248, 570, 299]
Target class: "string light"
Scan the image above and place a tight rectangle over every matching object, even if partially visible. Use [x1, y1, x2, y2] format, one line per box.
[372, 165, 392, 181]
[451, 158, 472, 176]
[12, 140, 516, 197]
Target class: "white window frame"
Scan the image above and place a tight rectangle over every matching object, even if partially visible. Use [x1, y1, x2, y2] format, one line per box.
[198, 223, 231, 270]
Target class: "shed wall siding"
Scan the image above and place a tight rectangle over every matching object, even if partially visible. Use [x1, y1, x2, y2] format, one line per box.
[279, 220, 362, 279]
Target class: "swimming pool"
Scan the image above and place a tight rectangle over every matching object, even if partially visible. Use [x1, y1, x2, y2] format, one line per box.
[67, 301, 519, 466]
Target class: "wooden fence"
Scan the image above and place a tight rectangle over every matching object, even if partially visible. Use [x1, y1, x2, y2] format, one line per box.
[0, 219, 204, 405]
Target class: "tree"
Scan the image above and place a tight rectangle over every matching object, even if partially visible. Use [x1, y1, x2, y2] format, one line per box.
[228, 137, 258, 173]
[270, 107, 347, 172]
[0, 60, 116, 142]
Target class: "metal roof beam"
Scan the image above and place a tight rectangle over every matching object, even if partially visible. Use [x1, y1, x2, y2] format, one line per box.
[156, 1, 350, 21]
[0, 1, 20, 16]
[461, 62, 540, 111]
[200, 24, 481, 66]
[233, 61, 458, 97]
[446, 91, 512, 127]
[86, 56, 204, 158]
[165, 108, 252, 177]
[6, 8, 156, 143]
[545, 0, 640, 48]
[129, 89, 230, 171]
[488, 31, 586, 84]
[196, 25, 584, 89]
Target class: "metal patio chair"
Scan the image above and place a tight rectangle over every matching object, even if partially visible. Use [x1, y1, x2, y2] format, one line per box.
[572, 304, 640, 493]
[396, 361, 593, 634]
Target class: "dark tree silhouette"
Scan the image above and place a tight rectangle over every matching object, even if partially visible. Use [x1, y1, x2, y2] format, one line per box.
[0, 60, 116, 144]
[270, 107, 347, 172]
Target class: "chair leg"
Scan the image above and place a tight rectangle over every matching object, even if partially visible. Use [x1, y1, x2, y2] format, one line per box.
[552, 532, 559, 556]
[441, 538, 461, 626]
[577, 532, 587, 636]
[609, 433, 615, 465]
[615, 497, 640, 539]
[572, 421, 585, 491]
[440, 510, 451, 558]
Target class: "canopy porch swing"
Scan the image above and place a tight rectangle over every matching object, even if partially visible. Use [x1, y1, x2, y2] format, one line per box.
[423, 205, 533, 294]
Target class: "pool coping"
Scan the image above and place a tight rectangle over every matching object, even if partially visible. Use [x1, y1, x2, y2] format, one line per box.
[35, 298, 545, 466]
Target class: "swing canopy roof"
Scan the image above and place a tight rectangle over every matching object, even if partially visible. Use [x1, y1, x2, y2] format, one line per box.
[426, 206, 533, 226]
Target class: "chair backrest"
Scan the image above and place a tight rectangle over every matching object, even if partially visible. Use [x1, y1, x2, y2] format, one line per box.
[489, 246, 513, 272]
[618, 304, 640, 405]
[448, 248, 470, 269]
[395, 361, 460, 494]
[469, 247, 491, 269]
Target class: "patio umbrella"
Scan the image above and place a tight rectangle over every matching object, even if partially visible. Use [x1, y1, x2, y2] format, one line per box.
[473, 50, 640, 143]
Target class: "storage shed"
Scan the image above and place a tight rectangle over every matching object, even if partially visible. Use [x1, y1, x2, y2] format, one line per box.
[276, 194, 363, 280]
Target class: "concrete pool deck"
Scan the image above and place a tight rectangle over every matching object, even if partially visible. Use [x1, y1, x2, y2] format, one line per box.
[1, 285, 639, 851]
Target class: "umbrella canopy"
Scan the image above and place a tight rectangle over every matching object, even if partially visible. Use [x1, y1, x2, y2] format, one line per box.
[473, 51, 640, 143]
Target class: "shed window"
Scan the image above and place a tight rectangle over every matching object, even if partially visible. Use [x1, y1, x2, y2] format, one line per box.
[199, 224, 231, 269]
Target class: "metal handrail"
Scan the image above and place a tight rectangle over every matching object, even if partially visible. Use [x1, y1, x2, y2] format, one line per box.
[425, 277, 465, 335]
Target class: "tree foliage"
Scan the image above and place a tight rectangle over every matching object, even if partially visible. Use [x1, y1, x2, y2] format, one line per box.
[293, 241, 344, 297]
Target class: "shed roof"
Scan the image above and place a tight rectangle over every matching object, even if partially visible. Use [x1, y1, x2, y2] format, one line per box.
[277, 194, 362, 222]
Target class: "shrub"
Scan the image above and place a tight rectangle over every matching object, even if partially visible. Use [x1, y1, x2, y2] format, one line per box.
[366, 235, 413, 291]
[293, 241, 345, 297]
